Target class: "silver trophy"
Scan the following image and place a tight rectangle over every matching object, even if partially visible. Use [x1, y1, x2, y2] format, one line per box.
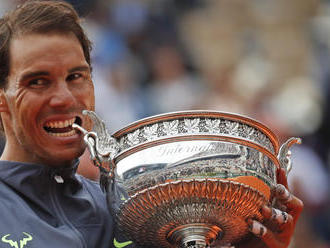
[73, 110, 301, 248]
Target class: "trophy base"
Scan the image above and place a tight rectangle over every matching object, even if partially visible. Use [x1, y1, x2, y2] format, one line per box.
[168, 223, 222, 247]
[118, 178, 268, 247]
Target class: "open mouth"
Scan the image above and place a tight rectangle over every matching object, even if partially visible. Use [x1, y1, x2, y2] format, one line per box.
[44, 117, 82, 137]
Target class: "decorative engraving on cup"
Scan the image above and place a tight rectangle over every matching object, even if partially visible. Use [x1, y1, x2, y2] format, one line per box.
[144, 124, 159, 141]
[117, 117, 275, 155]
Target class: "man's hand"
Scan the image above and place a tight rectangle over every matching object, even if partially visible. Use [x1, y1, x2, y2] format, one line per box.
[237, 168, 304, 248]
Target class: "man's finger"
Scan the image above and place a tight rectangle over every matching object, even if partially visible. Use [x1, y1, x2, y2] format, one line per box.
[274, 184, 303, 209]
[248, 219, 268, 237]
[274, 184, 293, 202]
[261, 206, 293, 227]
[276, 168, 289, 188]
[274, 184, 304, 215]
[248, 220, 281, 247]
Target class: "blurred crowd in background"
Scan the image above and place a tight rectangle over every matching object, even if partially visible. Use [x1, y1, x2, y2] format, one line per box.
[1, 0, 329, 247]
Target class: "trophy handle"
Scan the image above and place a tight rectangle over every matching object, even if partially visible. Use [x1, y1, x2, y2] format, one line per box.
[82, 110, 120, 160]
[73, 111, 121, 186]
[73, 111, 126, 218]
[277, 137, 302, 174]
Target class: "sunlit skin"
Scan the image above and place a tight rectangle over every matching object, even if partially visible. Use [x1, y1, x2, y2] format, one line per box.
[0, 33, 94, 167]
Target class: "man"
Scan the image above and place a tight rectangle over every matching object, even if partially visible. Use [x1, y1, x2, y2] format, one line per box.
[0, 1, 302, 247]
[0, 1, 123, 247]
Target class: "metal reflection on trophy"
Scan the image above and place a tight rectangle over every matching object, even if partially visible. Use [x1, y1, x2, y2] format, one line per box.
[74, 110, 301, 248]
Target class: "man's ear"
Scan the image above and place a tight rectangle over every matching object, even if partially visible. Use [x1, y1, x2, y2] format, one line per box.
[0, 89, 9, 113]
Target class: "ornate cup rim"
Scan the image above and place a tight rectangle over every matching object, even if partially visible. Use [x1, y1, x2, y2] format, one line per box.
[112, 110, 280, 166]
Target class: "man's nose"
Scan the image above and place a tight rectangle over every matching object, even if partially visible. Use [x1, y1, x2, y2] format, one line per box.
[49, 82, 75, 108]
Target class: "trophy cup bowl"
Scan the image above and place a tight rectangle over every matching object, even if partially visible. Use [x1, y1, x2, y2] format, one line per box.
[74, 110, 301, 248]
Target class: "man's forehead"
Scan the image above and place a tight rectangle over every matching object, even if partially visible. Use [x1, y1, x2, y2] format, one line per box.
[10, 32, 81, 55]
[9, 32, 88, 74]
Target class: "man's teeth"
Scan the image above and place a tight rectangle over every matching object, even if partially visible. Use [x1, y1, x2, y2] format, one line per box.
[49, 130, 76, 137]
[44, 117, 79, 137]
[45, 118, 76, 128]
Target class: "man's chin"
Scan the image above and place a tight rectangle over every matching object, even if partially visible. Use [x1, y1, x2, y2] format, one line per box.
[44, 148, 86, 167]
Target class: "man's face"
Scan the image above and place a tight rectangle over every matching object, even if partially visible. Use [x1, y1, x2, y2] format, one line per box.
[0, 32, 95, 167]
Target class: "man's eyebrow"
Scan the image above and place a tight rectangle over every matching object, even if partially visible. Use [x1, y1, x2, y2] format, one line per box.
[19, 71, 50, 82]
[18, 66, 91, 82]
[68, 65, 91, 73]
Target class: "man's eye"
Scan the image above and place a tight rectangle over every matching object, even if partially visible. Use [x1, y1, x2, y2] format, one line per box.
[67, 73, 82, 81]
[28, 79, 48, 87]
